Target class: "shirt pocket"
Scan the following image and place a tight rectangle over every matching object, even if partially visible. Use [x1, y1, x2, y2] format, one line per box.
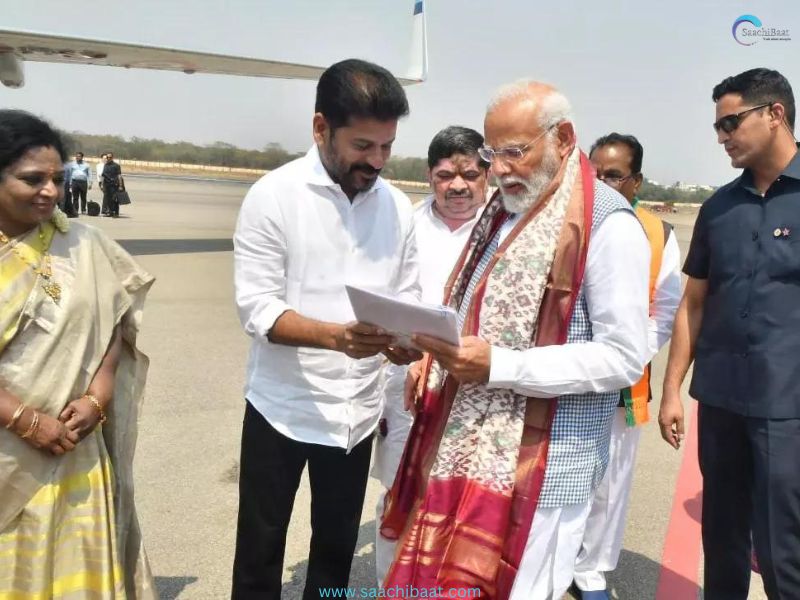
[766, 238, 800, 280]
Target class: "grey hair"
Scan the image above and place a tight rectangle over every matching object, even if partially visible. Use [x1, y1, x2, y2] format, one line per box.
[487, 79, 574, 130]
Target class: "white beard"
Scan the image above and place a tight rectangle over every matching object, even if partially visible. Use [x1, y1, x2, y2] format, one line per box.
[498, 144, 562, 214]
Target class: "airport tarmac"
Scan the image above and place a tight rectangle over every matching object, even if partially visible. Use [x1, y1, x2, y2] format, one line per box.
[85, 176, 766, 600]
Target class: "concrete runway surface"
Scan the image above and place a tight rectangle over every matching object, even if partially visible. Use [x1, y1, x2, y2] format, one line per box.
[82, 176, 766, 599]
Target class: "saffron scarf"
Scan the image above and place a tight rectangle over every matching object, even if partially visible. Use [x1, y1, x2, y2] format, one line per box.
[621, 201, 665, 427]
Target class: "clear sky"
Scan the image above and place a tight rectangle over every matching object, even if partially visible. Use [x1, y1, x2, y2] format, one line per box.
[2, 0, 798, 186]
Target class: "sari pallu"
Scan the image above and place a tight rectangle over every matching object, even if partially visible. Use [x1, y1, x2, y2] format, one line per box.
[0, 222, 157, 598]
[381, 150, 596, 599]
[0, 223, 55, 354]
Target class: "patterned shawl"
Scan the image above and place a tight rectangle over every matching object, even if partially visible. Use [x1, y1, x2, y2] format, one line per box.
[380, 149, 595, 599]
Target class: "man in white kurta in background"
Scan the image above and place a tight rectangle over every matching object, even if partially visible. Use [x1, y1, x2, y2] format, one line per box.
[373, 125, 489, 584]
[572, 133, 682, 599]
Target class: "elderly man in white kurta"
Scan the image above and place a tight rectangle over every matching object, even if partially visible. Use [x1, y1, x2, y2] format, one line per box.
[379, 81, 650, 600]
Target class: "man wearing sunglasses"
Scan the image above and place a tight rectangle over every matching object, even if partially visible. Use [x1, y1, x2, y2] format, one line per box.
[572, 134, 681, 599]
[380, 81, 650, 600]
[660, 68, 800, 599]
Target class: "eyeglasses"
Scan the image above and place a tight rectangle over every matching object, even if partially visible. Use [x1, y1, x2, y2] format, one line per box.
[478, 125, 555, 164]
[713, 102, 773, 134]
[596, 173, 634, 188]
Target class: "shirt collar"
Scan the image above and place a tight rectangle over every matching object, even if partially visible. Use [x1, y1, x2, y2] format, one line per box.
[738, 143, 800, 190]
[304, 145, 386, 196]
[783, 144, 800, 180]
[424, 195, 483, 233]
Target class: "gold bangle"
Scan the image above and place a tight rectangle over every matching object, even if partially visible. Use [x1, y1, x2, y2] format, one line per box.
[6, 404, 26, 431]
[85, 394, 107, 425]
[20, 411, 39, 440]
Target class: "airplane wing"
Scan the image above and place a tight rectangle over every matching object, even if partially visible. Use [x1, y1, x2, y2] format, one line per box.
[0, 1, 426, 88]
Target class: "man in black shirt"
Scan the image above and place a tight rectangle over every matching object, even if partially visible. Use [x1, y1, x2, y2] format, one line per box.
[101, 152, 123, 218]
[659, 68, 800, 599]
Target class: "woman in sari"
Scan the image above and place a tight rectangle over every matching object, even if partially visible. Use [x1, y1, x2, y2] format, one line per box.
[0, 110, 157, 598]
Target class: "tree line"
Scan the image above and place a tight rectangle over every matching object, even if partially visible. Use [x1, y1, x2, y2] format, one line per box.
[639, 180, 714, 205]
[64, 131, 713, 202]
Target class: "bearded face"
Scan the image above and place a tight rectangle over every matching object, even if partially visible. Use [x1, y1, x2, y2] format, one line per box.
[497, 136, 561, 214]
[315, 116, 398, 199]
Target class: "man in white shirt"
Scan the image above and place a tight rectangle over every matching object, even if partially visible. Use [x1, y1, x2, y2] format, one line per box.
[372, 126, 489, 584]
[231, 59, 421, 600]
[379, 81, 650, 600]
[572, 134, 681, 600]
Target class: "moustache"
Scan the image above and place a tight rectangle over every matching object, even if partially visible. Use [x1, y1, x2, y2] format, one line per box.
[349, 164, 381, 176]
[498, 176, 530, 191]
[445, 191, 473, 200]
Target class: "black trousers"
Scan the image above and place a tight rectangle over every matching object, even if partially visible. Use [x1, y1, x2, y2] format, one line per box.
[103, 186, 119, 216]
[231, 402, 373, 600]
[71, 179, 88, 212]
[698, 403, 800, 599]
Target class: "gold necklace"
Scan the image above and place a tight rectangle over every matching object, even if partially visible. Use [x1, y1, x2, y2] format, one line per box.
[0, 226, 62, 303]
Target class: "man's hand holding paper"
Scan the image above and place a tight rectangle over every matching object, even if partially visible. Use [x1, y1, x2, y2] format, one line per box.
[412, 334, 491, 384]
[383, 345, 424, 366]
[334, 322, 395, 359]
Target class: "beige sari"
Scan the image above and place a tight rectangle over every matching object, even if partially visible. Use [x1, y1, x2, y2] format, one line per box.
[0, 220, 157, 598]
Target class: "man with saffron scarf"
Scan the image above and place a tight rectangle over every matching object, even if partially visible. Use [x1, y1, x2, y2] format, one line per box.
[572, 134, 681, 599]
[379, 81, 650, 600]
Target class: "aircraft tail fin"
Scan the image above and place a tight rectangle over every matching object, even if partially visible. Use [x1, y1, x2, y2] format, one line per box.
[402, 0, 428, 84]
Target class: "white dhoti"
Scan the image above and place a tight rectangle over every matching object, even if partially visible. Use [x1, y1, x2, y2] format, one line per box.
[509, 500, 593, 600]
[573, 407, 641, 591]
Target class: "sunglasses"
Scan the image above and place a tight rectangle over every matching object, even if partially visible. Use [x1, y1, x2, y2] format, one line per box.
[713, 102, 773, 134]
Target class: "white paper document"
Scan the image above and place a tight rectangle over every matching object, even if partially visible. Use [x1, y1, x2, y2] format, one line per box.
[345, 285, 461, 347]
